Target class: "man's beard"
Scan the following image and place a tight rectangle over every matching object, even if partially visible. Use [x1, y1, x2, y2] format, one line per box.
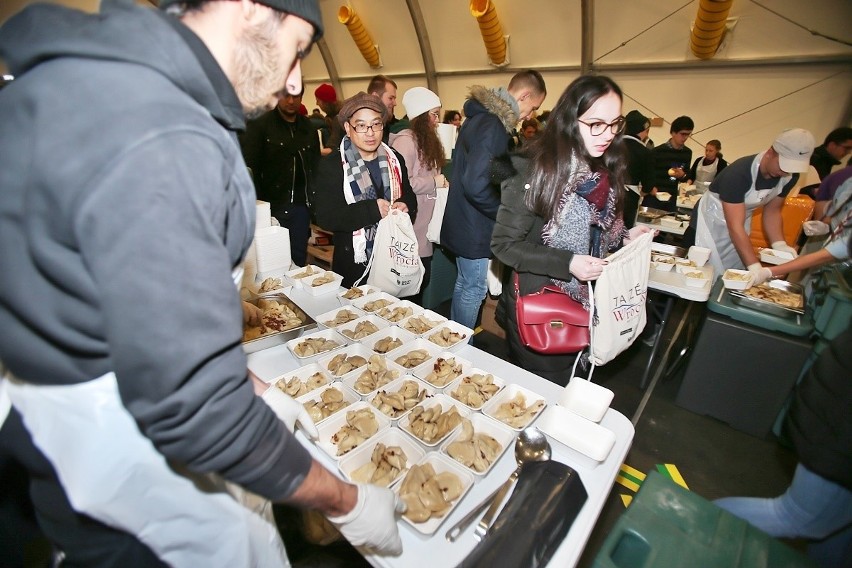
[233, 15, 286, 120]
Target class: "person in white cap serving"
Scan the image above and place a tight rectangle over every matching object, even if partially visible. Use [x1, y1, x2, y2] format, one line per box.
[694, 128, 815, 285]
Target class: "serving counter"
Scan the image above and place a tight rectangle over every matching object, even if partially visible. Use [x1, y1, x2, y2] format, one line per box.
[247, 285, 635, 568]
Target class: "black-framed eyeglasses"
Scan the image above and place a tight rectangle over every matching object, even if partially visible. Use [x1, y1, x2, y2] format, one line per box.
[578, 117, 626, 136]
[349, 121, 384, 133]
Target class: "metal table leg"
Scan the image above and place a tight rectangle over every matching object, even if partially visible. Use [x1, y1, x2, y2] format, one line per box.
[639, 295, 675, 390]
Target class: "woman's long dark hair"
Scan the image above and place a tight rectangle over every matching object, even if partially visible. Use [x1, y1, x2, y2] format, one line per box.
[410, 113, 446, 172]
[522, 75, 627, 222]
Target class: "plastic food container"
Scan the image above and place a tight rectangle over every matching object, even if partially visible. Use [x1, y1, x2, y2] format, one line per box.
[687, 246, 711, 267]
[286, 265, 326, 288]
[285, 328, 348, 361]
[337, 427, 427, 488]
[482, 384, 547, 431]
[440, 413, 514, 477]
[424, 320, 474, 352]
[394, 452, 475, 535]
[722, 269, 751, 290]
[314, 401, 391, 460]
[398, 394, 471, 448]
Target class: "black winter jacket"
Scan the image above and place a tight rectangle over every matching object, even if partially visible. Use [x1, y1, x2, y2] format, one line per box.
[785, 327, 852, 490]
[240, 111, 319, 210]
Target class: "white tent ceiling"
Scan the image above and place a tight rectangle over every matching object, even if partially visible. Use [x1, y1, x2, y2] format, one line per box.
[2, 0, 851, 161]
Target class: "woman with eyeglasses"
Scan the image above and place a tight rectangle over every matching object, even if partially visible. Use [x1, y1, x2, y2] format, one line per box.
[312, 92, 417, 288]
[491, 75, 654, 385]
[389, 87, 447, 304]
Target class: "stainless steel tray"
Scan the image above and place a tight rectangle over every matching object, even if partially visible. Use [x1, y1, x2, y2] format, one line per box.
[637, 206, 669, 220]
[728, 280, 805, 318]
[242, 293, 317, 354]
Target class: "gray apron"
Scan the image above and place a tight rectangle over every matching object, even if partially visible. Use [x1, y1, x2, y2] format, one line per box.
[695, 151, 790, 275]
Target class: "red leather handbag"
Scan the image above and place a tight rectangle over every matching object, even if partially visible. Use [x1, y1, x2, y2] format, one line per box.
[514, 273, 590, 354]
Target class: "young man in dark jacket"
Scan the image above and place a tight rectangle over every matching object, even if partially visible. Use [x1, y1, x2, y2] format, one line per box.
[440, 70, 546, 330]
[241, 88, 320, 266]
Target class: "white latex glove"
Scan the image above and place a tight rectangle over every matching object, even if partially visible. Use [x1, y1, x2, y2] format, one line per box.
[802, 220, 829, 237]
[434, 174, 447, 188]
[746, 263, 773, 288]
[260, 386, 319, 440]
[771, 241, 798, 259]
[328, 484, 405, 556]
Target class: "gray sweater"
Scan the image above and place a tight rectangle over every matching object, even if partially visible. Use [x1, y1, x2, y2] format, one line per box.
[0, 0, 311, 500]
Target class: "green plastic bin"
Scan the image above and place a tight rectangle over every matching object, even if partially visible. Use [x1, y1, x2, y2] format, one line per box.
[593, 471, 816, 568]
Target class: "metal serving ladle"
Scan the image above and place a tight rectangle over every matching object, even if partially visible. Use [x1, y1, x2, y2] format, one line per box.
[445, 427, 552, 542]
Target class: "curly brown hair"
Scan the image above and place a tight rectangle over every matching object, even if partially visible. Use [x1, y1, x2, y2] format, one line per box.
[409, 113, 445, 172]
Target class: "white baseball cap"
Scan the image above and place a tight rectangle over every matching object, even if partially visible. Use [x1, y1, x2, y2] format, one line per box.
[772, 128, 815, 173]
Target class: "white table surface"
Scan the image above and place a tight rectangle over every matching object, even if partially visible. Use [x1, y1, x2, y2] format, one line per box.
[247, 285, 635, 568]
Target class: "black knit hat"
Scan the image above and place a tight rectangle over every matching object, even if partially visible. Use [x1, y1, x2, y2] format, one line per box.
[625, 110, 650, 137]
[160, 0, 324, 40]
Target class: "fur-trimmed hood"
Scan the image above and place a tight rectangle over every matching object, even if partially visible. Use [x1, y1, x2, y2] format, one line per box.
[464, 85, 520, 133]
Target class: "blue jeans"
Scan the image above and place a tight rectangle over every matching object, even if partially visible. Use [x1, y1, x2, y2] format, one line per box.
[716, 464, 852, 566]
[451, 257, 488, 331]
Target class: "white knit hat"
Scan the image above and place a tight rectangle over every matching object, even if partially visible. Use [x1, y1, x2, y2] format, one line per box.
[402, 87, 441, 119]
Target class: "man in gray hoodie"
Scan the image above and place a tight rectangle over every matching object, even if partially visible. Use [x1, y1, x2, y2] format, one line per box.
[0, 1, 401, 565]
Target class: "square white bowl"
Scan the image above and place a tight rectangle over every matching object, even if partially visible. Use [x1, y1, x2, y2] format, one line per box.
[394, 452, 475, 536]
[650, 260, 675, 272]
[722, 269, 751, 290]
[286, 265, 326, 288]
[687, 246, 711, 267]
[367, 375, 437, 421]
[375, 300, 424, 324]
[267, 363, 332, 398]
[425, 320, 474, 351]
[558, 378, 613, 423]
[683, 270, 710, 288]
[413, 352, 473, 389]
[296, 382, 360, 425]
[334, 314, 390, 343]
[249, 275, 293, 298]
[445, 368, 506, 411]
[337, 285, 382, 304]
[482, 384, 547, 431]
[536, 405, 616, 463]
[359, 327, 418, 355]
[286, 328, 348, 361]
[350, 292, 399, 314]
[303, 271, 344, 296]
[315, 306, 366, 330]
[440, 413, 515, 477]
[399, 309, 448, 336]
[387, 338, 444, 371]
[315, 401, 391, 460]
[319, 344, 377, 379]
[342, 355, 409, 397]
[337, 427, 427, 488]
[398, 394, 471, 448]
[760, 248, 795, 265]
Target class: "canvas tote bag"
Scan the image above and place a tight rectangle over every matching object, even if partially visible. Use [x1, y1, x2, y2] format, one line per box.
[360, 208, 425, 297]
[425, 186, 449, 244]
[589, 231, 653, 365]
